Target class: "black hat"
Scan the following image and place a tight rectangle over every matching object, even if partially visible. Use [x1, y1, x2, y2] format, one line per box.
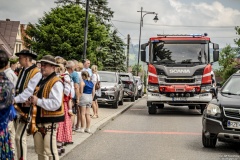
[15, 49, 38, 59]
[40, 55, 59, 66]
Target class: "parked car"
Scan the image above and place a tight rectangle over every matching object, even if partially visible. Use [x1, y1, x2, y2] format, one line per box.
[97, 71, 124, 109]
[134, 76, 144, 98]
[202, 72, 240, 148]
[119, 72, 138, 102]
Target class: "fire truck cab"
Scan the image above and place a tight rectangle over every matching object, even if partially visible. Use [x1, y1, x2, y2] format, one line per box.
[141, 34, 219, 114]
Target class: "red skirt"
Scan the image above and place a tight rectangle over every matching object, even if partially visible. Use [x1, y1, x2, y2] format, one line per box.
[57, 101, 72, 142]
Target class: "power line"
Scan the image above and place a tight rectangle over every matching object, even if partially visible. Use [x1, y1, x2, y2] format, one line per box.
[112, 19, 238, 29]
[110, 20, 126, 38]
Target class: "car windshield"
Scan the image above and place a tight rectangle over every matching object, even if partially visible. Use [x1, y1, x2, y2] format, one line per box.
[120, 75, 130, 81]
[152, 42, 208, 64]
[99, 73, 116, 83]
[221, 76, 240, 95]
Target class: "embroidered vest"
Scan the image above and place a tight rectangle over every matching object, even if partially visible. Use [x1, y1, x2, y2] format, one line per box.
[16, 65, 39, 113]
[36, 73, 64, 123]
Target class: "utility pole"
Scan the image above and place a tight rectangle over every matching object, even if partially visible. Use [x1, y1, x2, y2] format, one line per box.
[126, 34, 130, 72]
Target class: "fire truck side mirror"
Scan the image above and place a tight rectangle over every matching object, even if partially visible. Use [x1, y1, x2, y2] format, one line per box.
[213, 43, 219, 50]
[141, 43, 148, 63]
[213, 50, 219, 62]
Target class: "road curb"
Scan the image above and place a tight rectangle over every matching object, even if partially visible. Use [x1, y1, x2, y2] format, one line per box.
[61, 101, 135, 159]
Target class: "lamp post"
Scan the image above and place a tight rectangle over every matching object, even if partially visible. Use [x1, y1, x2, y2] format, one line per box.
[83, 0, 90, 59]
[137, 7, 158, 76]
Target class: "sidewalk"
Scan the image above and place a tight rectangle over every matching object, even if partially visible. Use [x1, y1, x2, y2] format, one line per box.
[26, 100, 134, 160]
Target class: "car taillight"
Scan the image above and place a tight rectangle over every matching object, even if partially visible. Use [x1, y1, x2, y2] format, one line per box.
[148, 64, 158, 84]
[202, 64, 212, 85]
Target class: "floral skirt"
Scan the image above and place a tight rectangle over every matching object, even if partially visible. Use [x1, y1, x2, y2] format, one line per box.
[57, 101, 72, 142]
[0, 128, 13, 160]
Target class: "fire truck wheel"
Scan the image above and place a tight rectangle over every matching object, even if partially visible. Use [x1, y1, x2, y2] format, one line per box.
[188, 106, 195, 109]
[157, 104, 164, 109]
[148, 105, 157, 114]
[200, 104, 207, 114]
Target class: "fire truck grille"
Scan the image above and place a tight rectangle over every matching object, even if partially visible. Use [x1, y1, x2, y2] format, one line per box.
[165, 78, 195, 83]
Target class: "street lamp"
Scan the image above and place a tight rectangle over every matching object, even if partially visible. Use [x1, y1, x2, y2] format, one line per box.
[137, 7, 158, 76]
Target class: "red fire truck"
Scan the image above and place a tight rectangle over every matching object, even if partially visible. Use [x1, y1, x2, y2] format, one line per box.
[141, 34, 219, 114]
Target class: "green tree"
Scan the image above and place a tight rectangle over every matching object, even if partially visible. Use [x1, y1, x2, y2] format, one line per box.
[234, 26, 240, 47]
[216, 45, 238, 83]
[132, 64, 142, 76]
[103, 30, 126, 72]
[24, 5, 110, 69]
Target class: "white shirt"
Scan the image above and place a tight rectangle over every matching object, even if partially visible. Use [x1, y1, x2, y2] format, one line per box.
[14, 69, 42, 103]
[4, 68, 18, 87]
[62, 74, 71, 96]
[37, 81, 64, 111]
[91, 73, 101, 97]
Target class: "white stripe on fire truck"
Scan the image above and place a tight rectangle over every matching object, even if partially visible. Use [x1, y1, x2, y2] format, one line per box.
[202, 72, 211, 77]
[148, 72, 158, 77]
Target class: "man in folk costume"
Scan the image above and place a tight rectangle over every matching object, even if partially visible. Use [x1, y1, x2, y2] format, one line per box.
[30, 55, 64, 160]
[13, 49, 42, 160]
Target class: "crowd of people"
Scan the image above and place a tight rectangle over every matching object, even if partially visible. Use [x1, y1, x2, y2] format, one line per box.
[0, 49, 101, 160]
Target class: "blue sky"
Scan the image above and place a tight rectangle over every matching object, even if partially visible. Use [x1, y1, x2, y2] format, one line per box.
[0, 0, 239, 48]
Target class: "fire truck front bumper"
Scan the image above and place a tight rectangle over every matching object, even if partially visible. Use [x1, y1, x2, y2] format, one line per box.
[147, 92, 212, 105]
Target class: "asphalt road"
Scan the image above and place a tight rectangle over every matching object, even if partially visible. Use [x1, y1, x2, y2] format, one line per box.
[62, 97, 240, 160]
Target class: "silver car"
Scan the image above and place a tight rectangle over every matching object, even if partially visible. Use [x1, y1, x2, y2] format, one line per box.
[97, 71, 124, 109]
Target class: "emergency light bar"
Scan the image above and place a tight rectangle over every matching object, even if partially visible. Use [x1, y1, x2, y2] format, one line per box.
[157, 33, 208, 37]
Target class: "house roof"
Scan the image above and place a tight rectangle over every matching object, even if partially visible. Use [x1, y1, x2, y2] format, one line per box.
[0, 19, 20, 56]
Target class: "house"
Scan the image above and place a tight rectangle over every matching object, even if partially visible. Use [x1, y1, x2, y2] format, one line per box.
[0, 19, 23, 57]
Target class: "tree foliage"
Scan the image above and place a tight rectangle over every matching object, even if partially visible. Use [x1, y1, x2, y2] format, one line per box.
[234, 26, 240, 47]
[132, 64, 142, 76]
[102, 30, 126, 72]
[24, 5, 110, 69]
[216, 45, 238, 83]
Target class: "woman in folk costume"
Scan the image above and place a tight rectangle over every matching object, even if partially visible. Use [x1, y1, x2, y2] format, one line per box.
[0, 50, 16, 160]
[55, 64, 73, 155]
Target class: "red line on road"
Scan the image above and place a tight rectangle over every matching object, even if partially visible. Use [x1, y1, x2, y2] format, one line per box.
[103, 130, 201, 136]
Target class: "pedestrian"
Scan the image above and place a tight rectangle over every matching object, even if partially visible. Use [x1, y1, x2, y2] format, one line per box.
[14, 49, 41, 160]
[65, 61, 80, 131]
[30, 55, 64, 160]
[82, 59, 92, 77]
[0, 50, 16, 160]
[56, 64, 73, 155]
[91, 65, 101, 119]
[76, 61, 83, 83]
[9, 56, 19, 75]
[4, 58, 18, 159]
[78, 71, 95, 133]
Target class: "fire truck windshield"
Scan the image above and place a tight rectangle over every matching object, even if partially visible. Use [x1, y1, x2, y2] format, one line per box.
[151, 42, 208, 64]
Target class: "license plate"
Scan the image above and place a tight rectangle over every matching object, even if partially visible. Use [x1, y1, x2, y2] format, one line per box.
[227, 120, 240, 129]
[173, 97, 187, 101]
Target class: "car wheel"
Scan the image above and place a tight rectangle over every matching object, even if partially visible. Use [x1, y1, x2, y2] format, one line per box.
[148, 105, 157, 114]
[119, 95, 123, 105]
[139, 90, 142, 98]
[135, 91, 139, 100]
[202, 130, 217, 148]
[131, 96, 135, 102]
[112, 100, 118, 109]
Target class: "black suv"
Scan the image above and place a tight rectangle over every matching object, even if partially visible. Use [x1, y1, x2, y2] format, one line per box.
[202, 72, 240, 148]
[119, 72, 138, 102]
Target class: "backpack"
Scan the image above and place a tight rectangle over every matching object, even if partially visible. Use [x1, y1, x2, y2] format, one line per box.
[95, 74, 100, 90]
[0, 72, 15, 110]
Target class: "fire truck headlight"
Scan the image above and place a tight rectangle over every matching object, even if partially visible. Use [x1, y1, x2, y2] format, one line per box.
[148, 85, 159, 93]
[158, 75, 166, 84]
[201, 85, 212, 93]
[194, 75, 202, 84]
